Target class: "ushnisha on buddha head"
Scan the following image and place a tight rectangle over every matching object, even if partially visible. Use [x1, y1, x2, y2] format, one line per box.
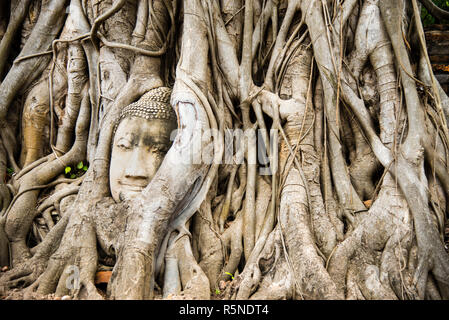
[110, 87, 177, 203]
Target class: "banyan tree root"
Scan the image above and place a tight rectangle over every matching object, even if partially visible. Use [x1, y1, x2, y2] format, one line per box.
[4, 82, 90, 266]
[162, 230, 211, 300]
[233, 101, 341, 300]
[0, 191, 76, 296]
[20, 50, 68, 167]
[0, 0, 68, 124]
[0, 0, 33, 78]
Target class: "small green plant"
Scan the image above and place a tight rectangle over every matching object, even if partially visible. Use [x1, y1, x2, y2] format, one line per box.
[6, 168, 14, 176]
[215, 288, 221, 295]
[225, 272, 234, 280]
[65, 161, 89, 179]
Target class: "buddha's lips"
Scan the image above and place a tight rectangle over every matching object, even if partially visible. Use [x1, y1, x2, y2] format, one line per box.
[118, 182, 148, 191]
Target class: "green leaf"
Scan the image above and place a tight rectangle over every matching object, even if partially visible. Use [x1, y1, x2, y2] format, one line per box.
[225, 272, 234, 279]
[77, 161, 84, 170]
[215, 289, 220, 295]
[65, 166, 71, 174]
[83, 165, 88, 171]
[70, 174, 76, 179]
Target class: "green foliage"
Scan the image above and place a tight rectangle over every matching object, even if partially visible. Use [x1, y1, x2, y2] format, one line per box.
[215, 289, 221, 295]
[65, 161, 89, 179]
[225, 272, 234, 280]
[421, 0, 449, 26]
[6, 168, 14, 175]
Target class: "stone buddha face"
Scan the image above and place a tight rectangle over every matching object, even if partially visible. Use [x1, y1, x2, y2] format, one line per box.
[109, 87, 177, 202]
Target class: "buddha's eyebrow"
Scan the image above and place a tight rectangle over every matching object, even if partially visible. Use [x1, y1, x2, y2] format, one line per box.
[142, 136, 156, 146]
[117, 132, 137, 144]
[142, 134, 168, 147]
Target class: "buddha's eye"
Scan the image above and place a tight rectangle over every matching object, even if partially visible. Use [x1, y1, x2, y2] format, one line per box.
[152, 144, 169, 154]
[116, 139, 132, 150]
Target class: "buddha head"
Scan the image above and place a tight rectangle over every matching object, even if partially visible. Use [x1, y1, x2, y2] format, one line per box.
[110, 87, 177, 202]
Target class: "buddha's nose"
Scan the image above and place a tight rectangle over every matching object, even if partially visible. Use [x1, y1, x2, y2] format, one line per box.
[124, 147, 148, 180]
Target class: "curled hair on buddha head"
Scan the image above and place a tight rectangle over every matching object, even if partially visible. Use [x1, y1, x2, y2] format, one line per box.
[112, 86, 177, 136]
